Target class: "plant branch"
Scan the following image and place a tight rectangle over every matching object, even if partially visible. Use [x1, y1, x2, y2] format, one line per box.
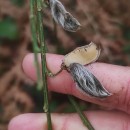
[30, 0, 42, 90]
[36, 0, 53, 130]
[68, 95, 95, 130]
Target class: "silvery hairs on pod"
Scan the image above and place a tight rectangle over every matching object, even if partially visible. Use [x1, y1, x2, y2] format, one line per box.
[68, 63, 111, 98]
[49, 0, 81, 32]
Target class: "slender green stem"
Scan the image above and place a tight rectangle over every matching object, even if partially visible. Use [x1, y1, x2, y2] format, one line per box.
[30, 0, 42, 90]
[36, 0, 52, 130]
[68, 95, 95, 130]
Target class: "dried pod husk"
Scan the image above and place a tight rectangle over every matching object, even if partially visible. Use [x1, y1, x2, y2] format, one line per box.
[68, 63, 111, 98]
[63, 42, 101, 67]
[49, 0, 81, 32]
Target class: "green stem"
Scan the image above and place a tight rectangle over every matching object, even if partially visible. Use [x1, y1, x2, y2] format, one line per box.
[30, 0, 42, 90]
[36, 0, 52, 130]
[68, 95, 95, 130]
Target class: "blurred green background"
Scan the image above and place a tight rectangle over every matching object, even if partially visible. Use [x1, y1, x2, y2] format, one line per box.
[0, 0, 130, 129]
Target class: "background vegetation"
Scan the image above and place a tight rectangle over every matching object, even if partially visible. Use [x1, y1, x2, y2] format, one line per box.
[0, 0, 130, 129]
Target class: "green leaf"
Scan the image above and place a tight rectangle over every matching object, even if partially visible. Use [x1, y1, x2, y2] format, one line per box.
[0, 19, 19, 40]
[121, 25, 130, 40]
[124, 29, 130, 40]
[11, 0, 25, 7]
[123, 44, 130, 54]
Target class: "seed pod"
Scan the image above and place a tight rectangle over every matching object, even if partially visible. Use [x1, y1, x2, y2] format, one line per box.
[49, 0, 81, 32]
[50, 42, 111, 98]
[63, 42, 101, 67]
[68, 63, 111, 98]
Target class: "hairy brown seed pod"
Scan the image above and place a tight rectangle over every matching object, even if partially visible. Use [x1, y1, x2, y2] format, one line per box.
[50, 42, 111, 98]
[68, 63, 111, 98]
[49, 0, 81, 32]
[62, 42, 111, 98]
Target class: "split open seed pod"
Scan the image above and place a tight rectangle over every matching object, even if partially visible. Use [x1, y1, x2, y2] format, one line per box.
[61, 42, 111, 98]
[63, 42, 101, 67]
